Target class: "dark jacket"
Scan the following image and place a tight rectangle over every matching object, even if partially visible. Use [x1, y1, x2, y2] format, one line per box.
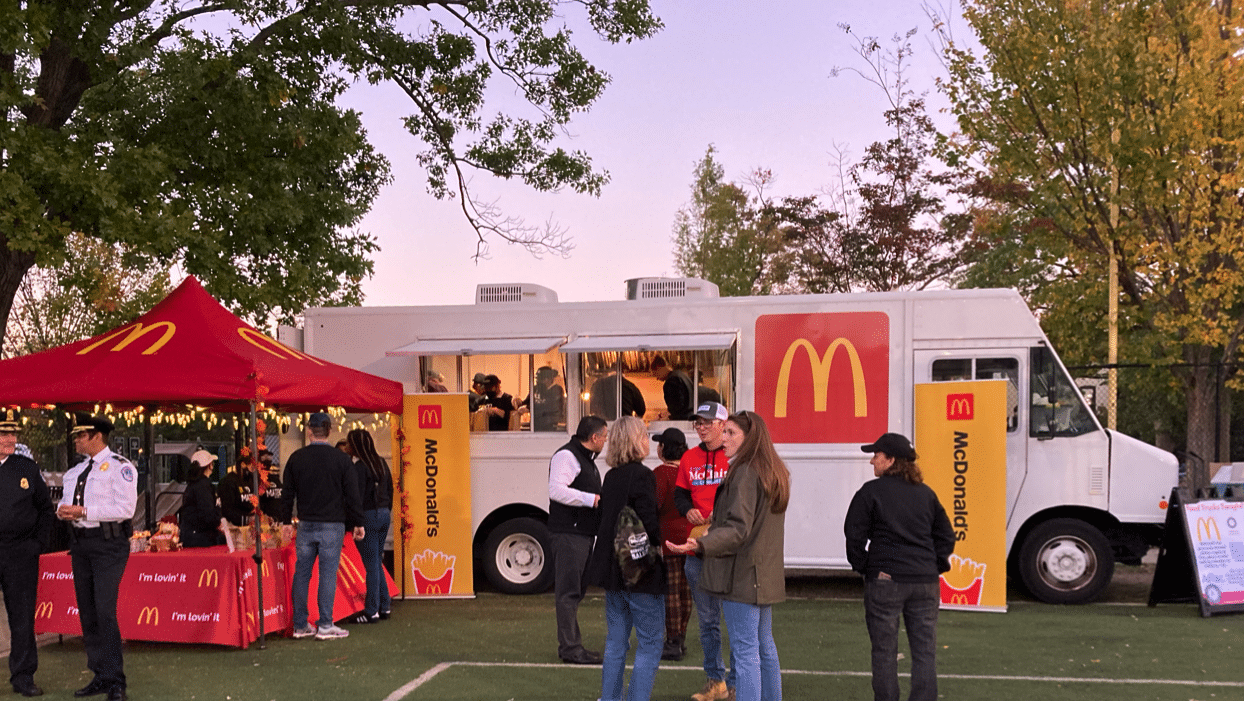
[481, 391, 516, 431]
[663, 369, 695, 420]
[282, 443, 364, 527]
[844, 474, 955, 583]
[585, 461, 666, 595]
[697, 460, 786, 605]
[179, 475, 223, 548]
[356, 457, 395, 512]
[547, 440, 602, 536]
[0, 454, 54, 549]
[218, 469, 255, 526]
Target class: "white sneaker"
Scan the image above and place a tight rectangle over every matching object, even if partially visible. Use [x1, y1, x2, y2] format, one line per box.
[315, 624, 350, 640]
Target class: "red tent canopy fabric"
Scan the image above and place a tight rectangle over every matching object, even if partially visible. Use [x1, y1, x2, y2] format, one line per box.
[0, 276, 402, 414]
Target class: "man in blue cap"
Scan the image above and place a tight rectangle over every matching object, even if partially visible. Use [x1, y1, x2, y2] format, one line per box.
[57, 413, 136, 701]
[281, 412, 365, 640]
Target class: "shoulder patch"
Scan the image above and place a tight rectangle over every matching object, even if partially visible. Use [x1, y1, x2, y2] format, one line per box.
[121, 466, 136, 483]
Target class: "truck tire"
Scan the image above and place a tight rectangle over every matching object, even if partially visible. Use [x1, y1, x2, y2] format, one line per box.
[482, 517, 553, 594]
[1018, 518, 1114, 604]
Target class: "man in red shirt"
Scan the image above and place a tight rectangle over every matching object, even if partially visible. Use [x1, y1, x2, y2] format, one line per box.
[674, 402, 735, 701]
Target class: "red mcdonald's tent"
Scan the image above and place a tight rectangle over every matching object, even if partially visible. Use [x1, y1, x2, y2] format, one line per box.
[0, 276, 402, 414]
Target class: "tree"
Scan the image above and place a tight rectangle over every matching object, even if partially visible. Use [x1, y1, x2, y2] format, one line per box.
[936, 0, 1244, 486]
[1, 0, 662, 340]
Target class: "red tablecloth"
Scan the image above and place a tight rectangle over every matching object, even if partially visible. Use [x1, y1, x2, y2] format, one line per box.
[36, 536, 397, 648]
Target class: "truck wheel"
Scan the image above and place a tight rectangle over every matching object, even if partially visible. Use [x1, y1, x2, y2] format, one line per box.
[1018, 518, 1114, 604]
[482, 517, 553, 595]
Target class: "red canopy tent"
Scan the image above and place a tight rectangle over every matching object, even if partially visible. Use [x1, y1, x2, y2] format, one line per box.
[0, 275, 402, 413]
[0, 275, 402, 648]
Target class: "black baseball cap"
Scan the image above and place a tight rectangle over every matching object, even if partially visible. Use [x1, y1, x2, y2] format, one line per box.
[860, 433, 916, 460]
[652, 427, 688, 448]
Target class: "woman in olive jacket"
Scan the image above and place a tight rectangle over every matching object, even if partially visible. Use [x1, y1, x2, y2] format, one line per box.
[585, 416, 666, 701]
[668, 411, 790, 701]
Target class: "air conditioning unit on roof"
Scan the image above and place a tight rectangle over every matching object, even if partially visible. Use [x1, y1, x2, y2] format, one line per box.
[475, 283, 559, 305]
[625, 278, 719, 301]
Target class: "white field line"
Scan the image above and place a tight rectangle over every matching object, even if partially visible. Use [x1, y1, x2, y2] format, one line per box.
[384, 661, 1244, 700]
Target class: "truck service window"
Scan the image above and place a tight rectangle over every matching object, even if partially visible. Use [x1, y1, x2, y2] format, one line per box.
[581, 348, 734, 423]
[422, 352, 567, 432]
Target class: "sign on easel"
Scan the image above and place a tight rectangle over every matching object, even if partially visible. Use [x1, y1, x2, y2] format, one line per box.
[1149, 487, 1244, 616]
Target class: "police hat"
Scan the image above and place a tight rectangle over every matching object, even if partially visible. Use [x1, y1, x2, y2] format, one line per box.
[0, 408, 19, 432]
[71, 413, 115, 436]
[860, 432, 916, 460]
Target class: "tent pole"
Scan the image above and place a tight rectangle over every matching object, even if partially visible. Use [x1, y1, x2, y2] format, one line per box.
[249, 400, 266, 649]
[144, 409, 154, 531]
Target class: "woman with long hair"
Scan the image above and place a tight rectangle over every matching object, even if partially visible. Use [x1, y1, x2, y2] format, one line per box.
[585, 416, 666, 701]
[845, 432, 954, 701]
[345, 428, 395, 623]
[668, 411, 790, 701]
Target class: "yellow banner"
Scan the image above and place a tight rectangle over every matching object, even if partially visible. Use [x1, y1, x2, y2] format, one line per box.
[915, 381, 1008, 612]
[393, 394, 474, 598]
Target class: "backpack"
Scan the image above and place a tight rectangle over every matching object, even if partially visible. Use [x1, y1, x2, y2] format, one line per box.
[614, 504, 657, 588]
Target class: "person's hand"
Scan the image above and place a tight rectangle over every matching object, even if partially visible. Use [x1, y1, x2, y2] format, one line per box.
[353, 526, 366, 540]
[666, 537, 697, 555]
[57, 504, 85, 521]
[593, 494, 601, 508]
[686, 508, 707, 526]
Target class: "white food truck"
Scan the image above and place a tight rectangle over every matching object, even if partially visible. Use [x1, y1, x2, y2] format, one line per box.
[289, 278, 1177, 604]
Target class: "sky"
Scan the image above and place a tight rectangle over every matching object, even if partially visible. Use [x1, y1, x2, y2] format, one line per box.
[344, 1, 964, 308]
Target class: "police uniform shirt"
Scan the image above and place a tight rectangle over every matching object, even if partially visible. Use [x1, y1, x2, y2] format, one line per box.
[0, 452, 54, 546]
[58, 447, 139, 527]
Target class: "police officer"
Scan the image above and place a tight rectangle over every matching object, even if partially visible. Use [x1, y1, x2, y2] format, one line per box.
[0, 409, 54, 697]
[56, 414, 137, 701]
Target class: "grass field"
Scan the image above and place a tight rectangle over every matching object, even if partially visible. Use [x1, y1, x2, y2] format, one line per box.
[28, 568, 1240, 701]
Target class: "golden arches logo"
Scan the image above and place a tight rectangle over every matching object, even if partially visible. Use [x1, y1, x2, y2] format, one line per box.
[948, 593, 970, 605]
[339, 556, 364, 587]
[137, 607, 159, 625]
[236, 328, 325, 366]
[77, 322, 176, 356]
[261, 561, 270, 577]
[35, 602, 53, 619]
[773, 338, 867, 418]
[1196, 517, 1222, 542]
[198, 569, 219, 587]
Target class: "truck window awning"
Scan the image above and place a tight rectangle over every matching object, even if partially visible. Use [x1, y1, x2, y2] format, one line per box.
[560, 332, 736, 352]
[386, 336, 566, 356]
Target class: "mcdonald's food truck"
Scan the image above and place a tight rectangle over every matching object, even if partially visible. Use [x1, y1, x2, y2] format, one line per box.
[291, 278, 1177, 604]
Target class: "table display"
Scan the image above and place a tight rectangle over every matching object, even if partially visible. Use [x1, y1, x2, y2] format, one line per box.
[35, 536, 395, 648]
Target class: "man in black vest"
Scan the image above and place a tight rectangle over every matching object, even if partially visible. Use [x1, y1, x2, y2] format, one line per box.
[547, 416, 607, 664]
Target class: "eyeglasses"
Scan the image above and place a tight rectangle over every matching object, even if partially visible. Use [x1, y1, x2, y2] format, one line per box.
[692, 421, 716, 430]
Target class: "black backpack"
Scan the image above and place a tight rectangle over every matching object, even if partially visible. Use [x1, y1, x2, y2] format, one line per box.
[613, 470, 658, 588]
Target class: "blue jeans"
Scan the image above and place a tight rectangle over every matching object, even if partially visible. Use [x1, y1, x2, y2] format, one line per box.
[292, 521, 346, 630]
[600, 590, 664, 701]
[720, 600, 781, 701]
[360, 508, 392, 617]
[863, 579, 940, 701]
[685, 555, 733, 686]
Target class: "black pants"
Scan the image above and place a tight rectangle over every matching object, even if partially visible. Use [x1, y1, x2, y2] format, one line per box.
[0, 539, 42, 685]
[70, 536, 130, 689]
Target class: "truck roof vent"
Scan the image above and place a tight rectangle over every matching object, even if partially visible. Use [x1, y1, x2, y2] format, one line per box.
[475, 283, 559, 305]
[625, 277, 719, 301]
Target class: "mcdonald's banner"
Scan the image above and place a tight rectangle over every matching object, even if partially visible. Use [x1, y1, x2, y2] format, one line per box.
[36, 537, 395, 647]
[754, 311, 890, 444]
[394, 394, 474, 598]
[0, 275, 401, 413]
[915, 381, 1008, 612]
[1182, 499, 1244, 610]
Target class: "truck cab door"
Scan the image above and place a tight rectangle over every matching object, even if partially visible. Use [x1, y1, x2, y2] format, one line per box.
[913, 351, 1027, 523]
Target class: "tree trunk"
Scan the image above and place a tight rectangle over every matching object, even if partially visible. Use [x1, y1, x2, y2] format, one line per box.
[0, 245, 37, 356]
[1184, 345, 1220, 490]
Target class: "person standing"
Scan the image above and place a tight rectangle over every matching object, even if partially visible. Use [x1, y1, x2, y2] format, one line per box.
[178, 450, 224, 548]
[56, 414, 137, 701]
[651, 356, 694, 421]
[652, 427, 692, 661]
[845, 433, 955, 701]
[675, 401, 734, 701]
[0, 409, 54, 697]
[344, 429, 395, 624]
[586, 416, 665, 701]
[218, 456, 256, 527]
[668, 411, 790, 701]
[548, 416, 607, 664]
[281, 412, 365, 641]
[479, 375, 516, 431]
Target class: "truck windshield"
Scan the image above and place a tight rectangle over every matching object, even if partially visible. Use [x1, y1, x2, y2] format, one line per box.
[1029, 346, 1098, 438]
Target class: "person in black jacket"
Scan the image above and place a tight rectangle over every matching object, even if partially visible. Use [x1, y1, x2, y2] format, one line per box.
[218, 458, 256, 527]
[585, 416, 665, 701]
[0, 409, 54, 698]
[845, 432, 955, 701]
[178, 450, 224, 548]
[344, 429, 395, 624]
[281, 413, 365, 641]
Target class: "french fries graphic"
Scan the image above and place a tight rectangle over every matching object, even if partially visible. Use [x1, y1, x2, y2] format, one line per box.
[939, 554, 987, 606]
[411, 549, 456, 594]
